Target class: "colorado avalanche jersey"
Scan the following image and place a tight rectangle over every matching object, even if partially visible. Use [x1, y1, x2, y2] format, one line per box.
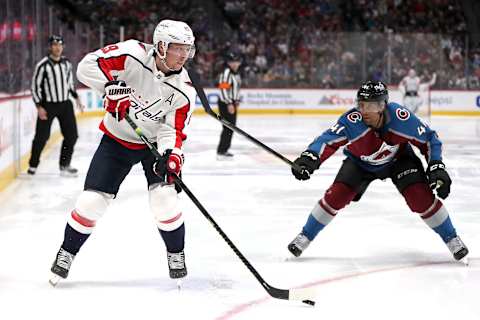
[307, 103, 442, 172]
[76, 39, 196, 153]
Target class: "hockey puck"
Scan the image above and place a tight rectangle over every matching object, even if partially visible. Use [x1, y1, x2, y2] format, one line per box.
[302, 299, 315, 306]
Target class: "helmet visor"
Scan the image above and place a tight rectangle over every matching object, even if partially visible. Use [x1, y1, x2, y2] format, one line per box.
[167, 43, 196, 59]
[357, 100, 385, 113]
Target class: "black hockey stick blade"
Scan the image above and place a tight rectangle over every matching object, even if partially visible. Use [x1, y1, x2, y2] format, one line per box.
[187, 69, 303, 173]
[172, 175, 316, 306]
[124, 114, 315, 305]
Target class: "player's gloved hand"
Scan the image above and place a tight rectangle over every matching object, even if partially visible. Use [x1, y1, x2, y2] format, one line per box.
[153, 156, 167, 178]
[153, 149, 183, 181]
[291, 150, 321, 181]
[104, 80, 132, 121]
[165, 149, 183, 184]
[427, 160, 451, 199]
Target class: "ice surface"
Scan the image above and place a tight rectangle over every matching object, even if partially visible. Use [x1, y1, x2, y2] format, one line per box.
[1, 115, 479, 320]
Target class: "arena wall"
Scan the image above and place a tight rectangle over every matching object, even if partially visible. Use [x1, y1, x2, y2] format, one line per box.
[1, 88, 479, 191]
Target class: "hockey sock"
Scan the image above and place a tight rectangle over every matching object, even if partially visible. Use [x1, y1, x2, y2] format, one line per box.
[61, 223, 91, 255]
[401, 183, 457, 243]
[301, 185, 353, 242]
[159, 223, 185, 253]
[433, 216, 457, 243]
[302, 214, 326, 241]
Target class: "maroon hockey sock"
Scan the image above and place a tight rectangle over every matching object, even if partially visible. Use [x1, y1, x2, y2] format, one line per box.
[401, 183, 436, 213]
[323, 182, 357, 211]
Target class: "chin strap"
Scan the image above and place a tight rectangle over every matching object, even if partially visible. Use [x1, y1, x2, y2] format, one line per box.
[153, 43, 178, 73]
[160, 58, 176, 72]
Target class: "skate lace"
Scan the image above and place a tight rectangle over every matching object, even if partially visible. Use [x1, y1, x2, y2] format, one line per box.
[56, 248, 74, 269]
[167, 252, 185, 269]
[447, 237, 464, 254]
[292, 233, 310, 250]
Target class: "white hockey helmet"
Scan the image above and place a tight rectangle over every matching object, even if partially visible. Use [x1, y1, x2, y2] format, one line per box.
[153, 19, 195, 59]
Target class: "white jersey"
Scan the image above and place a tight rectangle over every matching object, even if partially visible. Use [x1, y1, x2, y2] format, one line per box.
[76, 39, 196, 153]
[399, 76, 421, 94]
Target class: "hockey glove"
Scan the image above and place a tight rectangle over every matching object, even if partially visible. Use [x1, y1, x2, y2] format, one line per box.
[104, 80, 132, 121]
[165, 149, 183, 184]
[427, 160, 451, 199]
[292, 150, 321, 181]
[153, 149, 184, 182]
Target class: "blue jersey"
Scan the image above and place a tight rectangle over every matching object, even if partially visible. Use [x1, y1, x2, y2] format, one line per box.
[307, 103, 442, 172]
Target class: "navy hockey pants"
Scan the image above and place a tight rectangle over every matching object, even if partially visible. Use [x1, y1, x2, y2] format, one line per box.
[84, 134, 163, 196]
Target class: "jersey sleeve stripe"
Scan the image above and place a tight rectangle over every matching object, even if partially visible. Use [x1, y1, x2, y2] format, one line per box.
[318, 137, 348, 162]
[97, 55, 127, 81]
[173, 103, 190, 149]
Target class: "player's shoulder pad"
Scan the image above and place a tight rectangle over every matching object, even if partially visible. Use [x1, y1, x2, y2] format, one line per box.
[386, 102, 418, 124]
[386, 102, 427, 139]
[120, 39, 150, 59]
[340, 107, 364, 126]
[96, 40, 148, 60]
[333, 107, 367, 137]
[164, 68, 196, 109]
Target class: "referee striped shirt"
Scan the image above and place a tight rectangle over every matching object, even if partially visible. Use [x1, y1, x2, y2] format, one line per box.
[31, 56, 79, 104]
[218, 67, 241, 104]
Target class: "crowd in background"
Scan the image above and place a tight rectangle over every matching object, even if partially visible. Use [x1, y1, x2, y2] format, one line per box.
[1, 0, 479, 93]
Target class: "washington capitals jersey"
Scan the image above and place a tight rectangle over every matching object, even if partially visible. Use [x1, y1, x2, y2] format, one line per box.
[76, 39, 196, 154]
[307, 103, 442, 172]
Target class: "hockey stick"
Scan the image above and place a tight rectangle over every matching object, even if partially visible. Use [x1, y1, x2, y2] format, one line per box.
[188, 70, 303, 173]
[124, 113, 315, 306]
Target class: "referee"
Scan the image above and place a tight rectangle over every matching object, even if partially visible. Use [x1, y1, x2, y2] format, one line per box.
[216, 51, 242, 160]
[28, 35, 84, 177]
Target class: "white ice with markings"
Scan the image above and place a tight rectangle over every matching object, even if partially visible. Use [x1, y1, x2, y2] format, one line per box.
[1, 115, 479, 320]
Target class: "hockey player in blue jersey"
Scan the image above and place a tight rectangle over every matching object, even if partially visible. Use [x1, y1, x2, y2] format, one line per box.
[288, 80, 468, 261]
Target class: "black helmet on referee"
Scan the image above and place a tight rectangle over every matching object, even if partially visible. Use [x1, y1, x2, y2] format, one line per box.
[48, 35, 64, 46]
[225, 51, 241, 63]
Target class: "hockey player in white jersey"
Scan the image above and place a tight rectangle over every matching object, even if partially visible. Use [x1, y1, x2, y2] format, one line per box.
[49, 19, 197, 285]
[399, 69, 436, 114]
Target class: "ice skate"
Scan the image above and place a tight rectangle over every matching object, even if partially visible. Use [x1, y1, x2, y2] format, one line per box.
[49, 248, 75, 286]
[167, 251, 187, 279]
[60, 165, 78, 177]
[27, 167, 37, 175]
[288, 232, 311, 257]
[446, 236, 469, 262]
[216, 152, 234, 161]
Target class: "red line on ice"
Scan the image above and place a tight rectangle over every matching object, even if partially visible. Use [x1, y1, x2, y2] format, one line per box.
[214, 259, 472, 320]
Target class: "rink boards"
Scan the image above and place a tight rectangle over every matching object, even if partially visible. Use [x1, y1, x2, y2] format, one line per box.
[1, 87, 479, 191]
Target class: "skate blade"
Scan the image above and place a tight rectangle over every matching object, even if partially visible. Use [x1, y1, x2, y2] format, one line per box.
[460, 257, 469, 266]
[60, 172, 78, 178]
[49, 275, 62, 287]
[176, 279, 183, 290]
